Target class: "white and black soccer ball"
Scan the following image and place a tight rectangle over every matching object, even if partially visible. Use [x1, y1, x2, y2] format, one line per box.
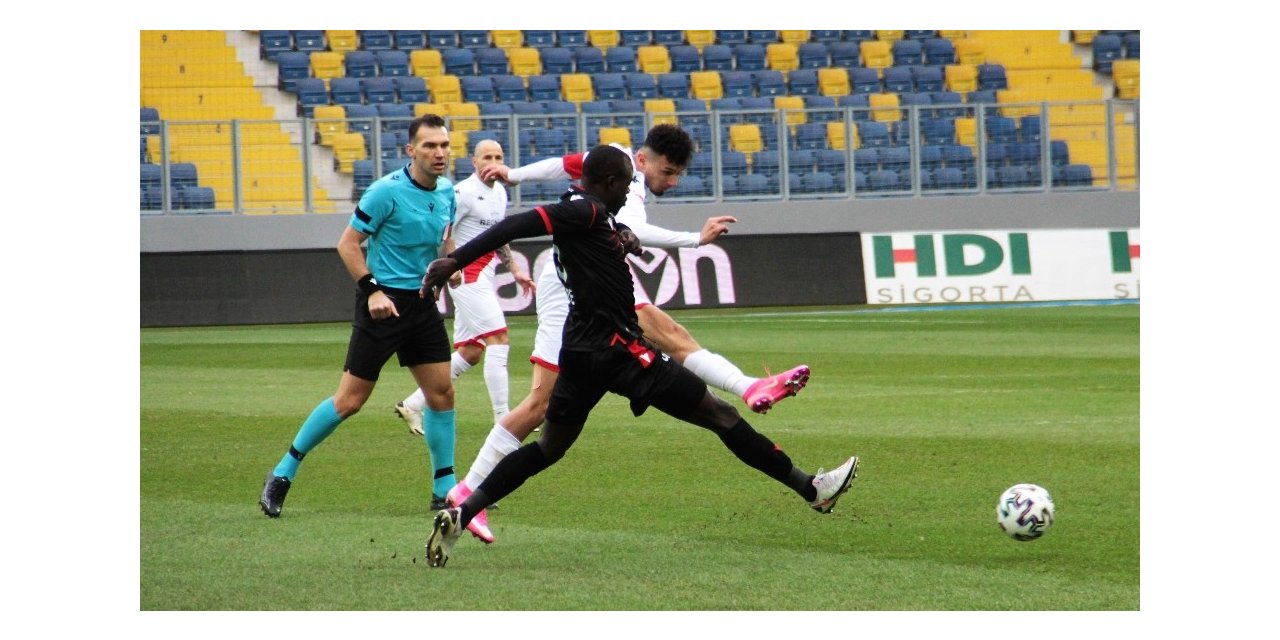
[996, 483, 1055, 541]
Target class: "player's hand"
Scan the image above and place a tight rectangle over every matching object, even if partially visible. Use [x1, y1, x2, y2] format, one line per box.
[618, 229, 642, 256]
[421, 258, 460, 300]
[367, 290, 399, 320]
[448, 271, 462, 289]
[513, 270, 537, 296]
[479, 164, 515, 185]
[698, 216, 737, 246]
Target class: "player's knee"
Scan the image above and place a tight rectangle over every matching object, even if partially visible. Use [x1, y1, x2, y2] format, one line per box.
[701, 393, 741, 432]
[332, 394, 366, 418]
[424, 383, 455, 410]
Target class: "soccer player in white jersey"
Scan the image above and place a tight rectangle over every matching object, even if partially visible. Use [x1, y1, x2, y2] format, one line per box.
[428, 124, 812, 544]
[394, 141, 535, 480]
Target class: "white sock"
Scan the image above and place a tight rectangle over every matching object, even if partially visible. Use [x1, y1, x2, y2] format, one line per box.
[464, 424, 524, 488]
[483, 344, 510, 420]
[682, 348, 754, 398]
[402, 387, 427, 413]
[450, 350, 473, 380]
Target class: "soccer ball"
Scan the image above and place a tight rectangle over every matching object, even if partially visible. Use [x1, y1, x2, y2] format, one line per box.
[996, 483, 1055, 541]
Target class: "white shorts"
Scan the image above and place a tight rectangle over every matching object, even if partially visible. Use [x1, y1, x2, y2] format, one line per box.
[530, 264, 568, 371]
[450, 272, 507, 348]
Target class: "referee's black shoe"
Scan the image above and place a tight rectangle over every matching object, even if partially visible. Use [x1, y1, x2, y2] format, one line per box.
[260, 474, 292, 518]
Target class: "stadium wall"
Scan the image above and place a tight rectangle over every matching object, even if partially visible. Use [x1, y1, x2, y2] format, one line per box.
[140, 191, 1138, 327]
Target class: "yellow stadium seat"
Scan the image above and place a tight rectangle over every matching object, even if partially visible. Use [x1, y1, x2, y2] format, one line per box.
[445, 101, 481, 131]
[766, 43, 799, 73]
[313, 105, 348, 146]
[411, 49, 444, 77]
[690, 71, 723, 101]
[774, 95, 806, 128]
[414, 103, 447, 118]
[869, 93, 900, 123]
[327, 30, 359, 53]
[938, 30, 967, 41]
[780, 30, 810, 45]
[685, 30, 715, 52]
[310, 51, 344, 82]
[954, 117, 976, 147]
[955, 38, 985, 65]
[996, 88, 1036, 118]
[875, 30, 904, 45]
[826, 122, 849, 150]
[492, 30, 523, 50]
[428, 75, 462, 104]
[332, 132, 367, 173]
[598, 127, 631, 147]
[562, 73, 594, 103]
[509, 47, 542, 77]
[449, 130, 470, 163]
[945, 64, 977, 93]
[589, 30, 619, 50]
[1112, 59, 1140, 99]
[729, 123, 763, 156]
[645, 98, 678, 125]
[860, 41, 892, 71]
[638, 45, 671, 74]
[818, 68, 850, 97]
[1071, 30, 1099, 45]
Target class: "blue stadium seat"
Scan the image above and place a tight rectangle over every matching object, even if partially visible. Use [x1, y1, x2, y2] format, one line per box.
[581, 100, 612, 128]
[996, 165, 1032, 188]
[542, 47, 575, 74]
[923, 38, 955, 65]
[734, 44, 766, 71]
[867, 169, 900, 192]
[528, 75, 561, 102]
[477, 48, 510, 75]
[811, 30, 842, 43]
[711, 97, 743, 123]
[442, 48, 476, 76]
[966, 90, 997, 105]
[880, 146, 910, 172]
[794, 122, 827, 150]
[394, 76, 429, 103]
[326, 77, 360, 108]
[293, 30, 326, 52]
[985, 116, 1018, 144]
[525, 30, 556, 48]
[509, 101, 547, 129]
[853, 147, 880, 174]
[344, 50, 377, 78]
[141, 163, 162, 191]
[140, 107, 161, 135]
[857, 120, 891, 148]
[883, 67, 914, 94]
[558, 31, 588, 48]
[913, 66, 944, 93]
[1092, 34, 1123, 73]
[362, 77, 396, 105]
[606, 46, 638, 73]
[985, 142, 1010, 168]
[295, 78, 330, 116]
[787, 69, 819, 96]
[720, 150, 748, 180]
[658, 72, 690, 99]
[920, 144, 945, 171]
[259, 30, 292, 61]
[461, 76, 496, 103]
[798, 42, 829, 69]
[453, 156, 475, 181]
[688, 151, 713, 179]
[720, 71, 752, 98]
[141, 186, 162, 211]
[716, 30, 748, 45]
[542, 100, 578, 129]
[492, 75, 527, 102]
[393, 30, 426, 51]
[1019, 115, 1043, 144]
[276, 51, 312, 92]
[344, 104, 377, 138]
[905, 30, 936, 40]
[702, 44, 734, 72]
[934, 166, 965, 190]
[738, 97, 774, 126]
[1059, 164, 1093, 187]
[843, 30, 874, 45]
[803, 94, 838, 123]
[1123, 33, 1140, 59]
[459, 30, 490, 48]
[653, 30, 685, 46]
[891, 39, 924, 66]
[941, 144, 974, 171]
[816, 149, 847, 179]
[977, 63, 1007, 90]
[829, 42, 859, 68]
[754, 70, 786, 97]
[534, 128, 570, 156]
[920, 118, 956, 145]
[850, 67, 881, 94]
[930, 91, 965, 118]
[678, 174, 709, 197]
[684, 123, 711, 150]
[748, 30, 778, 43]
[360, 30, 392, 52]
[1008, 142, 1040, 166]
[624, 72, 657, 99]
[675, 98, 709, 127]
[620, 30, 652, 46]
[180, 186, 216, 210]
[375, 50, 410, 77]
[376, 103, 413, 131]
[573, 46, 605, 74]
[788, 148, 816, 174]
[838, 93, 871, 120]
[592, 73, 626, 101]
[427, 30, 457, 49]
[752, 150, 780, 178]
[669, 45, 702, 72]
[170, 162, 199, 189]
[1050, 140, 1070, 166]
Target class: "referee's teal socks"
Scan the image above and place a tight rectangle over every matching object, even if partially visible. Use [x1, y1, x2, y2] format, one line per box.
[423, 408, 458, 498]
[273, 397, 343, 480]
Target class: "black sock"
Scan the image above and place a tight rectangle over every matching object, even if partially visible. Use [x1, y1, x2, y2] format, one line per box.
[459, 442, 551, 527]
[718, 419, 816, 501]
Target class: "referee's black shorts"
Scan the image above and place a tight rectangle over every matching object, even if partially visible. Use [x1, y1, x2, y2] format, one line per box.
[343, 286, 451, 381]
[547, 335, 707, 428]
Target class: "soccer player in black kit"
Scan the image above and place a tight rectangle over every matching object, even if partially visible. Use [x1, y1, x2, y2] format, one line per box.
[422, 145, 858, 567]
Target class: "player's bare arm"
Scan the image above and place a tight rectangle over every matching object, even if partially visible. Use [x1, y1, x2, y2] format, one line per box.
[699, 215, 737, 245]
[497, 244, 536, 296]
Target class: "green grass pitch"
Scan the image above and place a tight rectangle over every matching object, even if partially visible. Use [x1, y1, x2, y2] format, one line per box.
[140, 302, 1139, 610]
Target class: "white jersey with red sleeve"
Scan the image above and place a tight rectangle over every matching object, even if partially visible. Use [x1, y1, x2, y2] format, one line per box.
[452, 172, 510, 284]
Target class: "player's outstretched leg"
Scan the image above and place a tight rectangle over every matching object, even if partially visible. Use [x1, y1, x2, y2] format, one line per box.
[742, 364, 812, 414]
[446, 481, 494, 543]
[808, 455, 859, 513]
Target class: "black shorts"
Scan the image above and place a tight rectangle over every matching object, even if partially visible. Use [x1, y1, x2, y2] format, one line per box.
[343, 287, 451, 381]
[546, 335, 707, 428]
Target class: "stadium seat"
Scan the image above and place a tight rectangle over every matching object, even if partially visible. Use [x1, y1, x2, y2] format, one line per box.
[625, 72, 658, 99]
[645, 98, 678, 125]
[856, 120, 891, 148]
[941, 143, 975, 171]
[528, 75, 561, 102]
[860, 41, 892, 70]
[669, 45, 701, 73]
[259, 30, 292, 61]
[728, 124, 764, 160]
[734, 44, 766, 71]
[953, 116, 976, 147]
[788, 148, 815, 175]
[945, 64, 977, 93]
[955, 38, 985, 65]
[754, 70, 786, 97]
[1019, 115, 1043, 144]
[327, 77, 361, 107]
[362, 77, 396, 105]
[359, 30, 392, 52]
[295, 78, 329, 116]
[654, 30, 684, 46]
[477, 48, 510, 75]
[977, 63, 1008, 91]
[639, 45, 672, 74]
[711, 97, 743, 123]
[491, 30, 523, 50]
[509, 47, 542, 77]
[1112, 59, 1140, 99]
[919, 144, 944, 171]
[1060, 164, 1093, 187]
[843, 30, 874, 45]
[461, 76, 495, 103]
[985, 142, 1009, 168]
[178, 186, 217, 210]
[838, 93, 871, 121]
[525, 30, 556, 49]
[867, 168, 901, 192]
[293, 30, 326, 52]
[393, 30, 426, 51]
[924, 38, 956, 66]
[676, 174, 707, 197]
[572, 46, 604, 74]
[774, 95, 806, 129]
[716, 30, 747, 45]
[794, 122, 827, 150]
[459, 30, 490, 48]
[816, 68, 850, 97]
[891, 39, 923, 66]
[1050, 140, 1070, 166]
[393, 76, 429, 103]
[375, 50, 410, 77]
[687, 151, 714, 179]
[720, 71, 751, 98]
[276, 51, 311, 92]
[310, 51, 344, 82]
[883, 67, 914, 94]
[752, 149, 781, 179]
[966, 89, 996, 105]
[870, 93, 901, 123]
[766, 43, 799, 73]
[561, 73, 594, 103]
[427, 30, 456, 49]
[325, 30, 357, 53]
[787, 69, 819, 96]
[675, 97, 709, 126]
[409, 49, 443, 78]
[934, 166, 965, 190]
[913, 66, 944, 93]
[829, 42, 859, 68]
[597, 126, 631, 147]
[534, 128, 570, 156]
[986, 116, 1018, 144]
[558, 30, 588, 48]
[1008, 142, 1040, 167]
[1123, 32, 1140, 59]
[1092, 34, 1123, 73]
[345, 104, 378, 138]
[749, 30, 778, 43]
[850, 67, 881, 94]
[589, 30, 621, 50]
[593, 73, 627, 101]
[442, 48, 476, 76]
[685, 30, 716, 52]
[579, 100, 612, 128]
[690, 71, 722, 101]
[542, 47, 574, 74]
[739, 96, 775, 126]
[720, 150, 748, 181]
[920, 118, 956, 146]
[606, 46, 638, 72]
[658, 72, 690, 99]
[491, 74, 526, 102]
[798, 42, 829, 69]
[427, 75, 462, 104]
[880, 145, 910, 172]
[702, 44, 733, 72]
[169, 162, 199, 189]
[621, 30, 652, 47]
